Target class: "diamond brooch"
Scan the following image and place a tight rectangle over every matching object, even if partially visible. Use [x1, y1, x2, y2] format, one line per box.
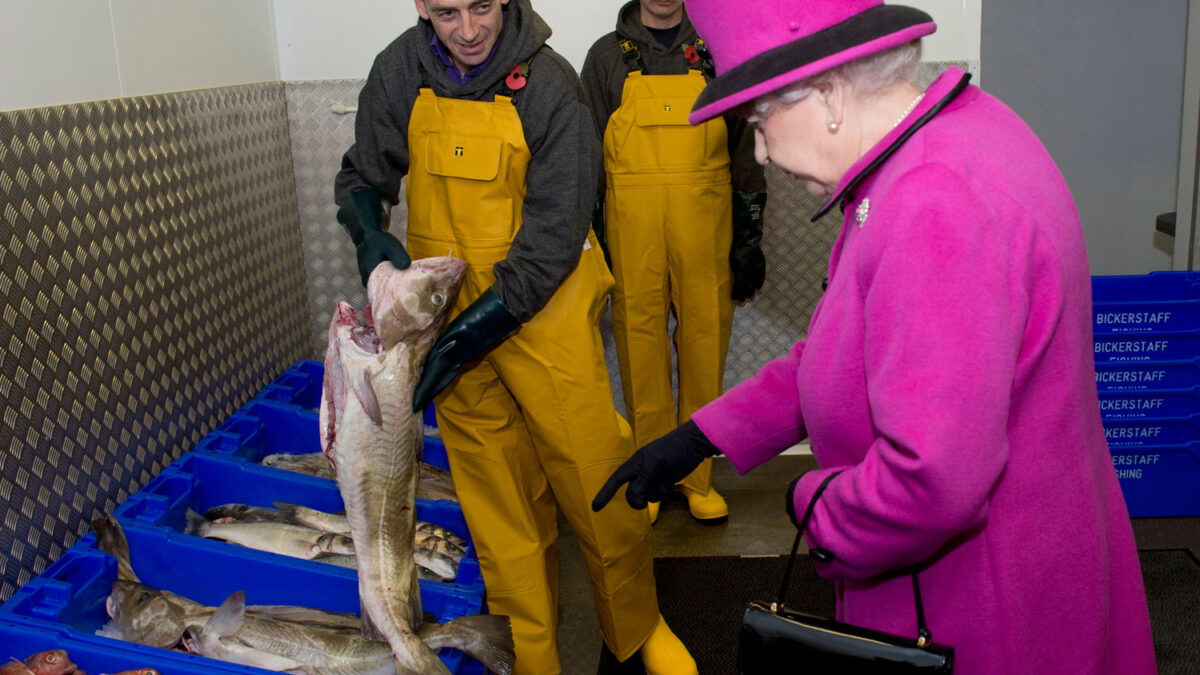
[855, 198, 870, 228]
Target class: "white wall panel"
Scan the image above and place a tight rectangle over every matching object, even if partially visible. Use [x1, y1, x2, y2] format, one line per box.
[907, 0, 980, 61]
[273, 0, 411, 81]
[0, 1, 123, 111]
[109, 0, 279, 96]
[0, 1, 981, 111]
[275, 0, 982, 81]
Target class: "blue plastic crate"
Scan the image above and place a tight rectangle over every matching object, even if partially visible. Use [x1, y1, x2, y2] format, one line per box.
[0, 618, 261, 675]
[1091, 272, 1200, 334]
[1093, 358, 1200, 391]
[115, 451, 481, 591]
[1098, 387, 1200, 420]
[1093, 330, 1200, 362]
[0, 531, 482, 673]
[1102, 414, 1200, 447]
[1092, 272, 1200, 302]
[1110, 442, 1200, 517]
[256, 359, 324, 411]
[255, 360, 440, 432]
[199, 398, 452, 473]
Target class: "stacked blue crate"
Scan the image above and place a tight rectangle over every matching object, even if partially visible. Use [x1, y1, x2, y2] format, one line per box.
[1, 361, 487, 674]
[253, 360, 448, 467]
[0, 530, 481, 673]
[113, 450, 483, 591]
[1093, 272, 1200, 517]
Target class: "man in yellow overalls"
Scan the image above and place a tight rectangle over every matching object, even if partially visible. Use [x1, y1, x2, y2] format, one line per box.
[334, 1, 696, 673]
[580, 0, 767, 525]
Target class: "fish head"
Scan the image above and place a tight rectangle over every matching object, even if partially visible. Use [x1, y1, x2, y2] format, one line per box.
[367, 257, 468, 353]
[106, 580, 195, 648]
[21, 651, 74, 675]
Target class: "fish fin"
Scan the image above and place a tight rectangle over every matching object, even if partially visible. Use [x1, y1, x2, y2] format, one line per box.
[353, 369, 384, 426]
[410, 566, 424, 629]
[183, 508, 208, 537]
[435, 615, 516, 675]
[91, 514, 138, 582]
[359, 604, 386, 642]
[207, 590, 247, 638]
[271, 502, 300, 523]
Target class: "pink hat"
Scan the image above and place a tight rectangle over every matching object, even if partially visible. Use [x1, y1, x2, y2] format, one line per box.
[687, 0, 936, 124]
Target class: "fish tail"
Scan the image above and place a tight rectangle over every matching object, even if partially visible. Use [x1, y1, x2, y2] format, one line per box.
[91, 514, 138, 582]
[445, 615, 516, 675]
[183, 508, 208, 537]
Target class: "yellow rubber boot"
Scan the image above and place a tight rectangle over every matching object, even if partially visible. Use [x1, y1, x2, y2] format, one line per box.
[640, 615, 698, 675]
[647, 501, 660, 524]
[682, 485, 729, 524]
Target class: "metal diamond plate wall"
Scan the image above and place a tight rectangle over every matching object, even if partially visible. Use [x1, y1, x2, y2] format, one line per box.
[284, 80, 412, 357]
[0, 84, 311, 601]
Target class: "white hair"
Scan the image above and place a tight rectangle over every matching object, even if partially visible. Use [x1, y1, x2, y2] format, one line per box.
[748, 40, 922, 121]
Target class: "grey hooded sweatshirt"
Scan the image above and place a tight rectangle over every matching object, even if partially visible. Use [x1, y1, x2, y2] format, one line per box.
[335, 0, 599, 322]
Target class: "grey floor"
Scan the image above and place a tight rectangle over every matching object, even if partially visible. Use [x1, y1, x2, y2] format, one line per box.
[552, 454, 1200, 674]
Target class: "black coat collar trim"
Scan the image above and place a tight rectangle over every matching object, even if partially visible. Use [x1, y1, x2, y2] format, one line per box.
[812, 71, 972, 222]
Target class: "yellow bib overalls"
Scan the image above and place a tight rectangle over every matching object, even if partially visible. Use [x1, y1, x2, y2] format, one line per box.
[603, 69, 734, 498]
[406, 88, 659, 673]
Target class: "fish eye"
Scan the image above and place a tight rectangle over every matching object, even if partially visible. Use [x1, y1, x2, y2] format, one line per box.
[431, 291, 446, 306]
[137, 591, 150, 603]
[45, 655, 57, 663]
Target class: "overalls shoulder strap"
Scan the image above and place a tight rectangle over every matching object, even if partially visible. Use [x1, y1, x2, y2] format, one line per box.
[618, 39, 644, 74]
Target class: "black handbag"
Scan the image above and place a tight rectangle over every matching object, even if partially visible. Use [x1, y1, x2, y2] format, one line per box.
[738, 472, 954, 673]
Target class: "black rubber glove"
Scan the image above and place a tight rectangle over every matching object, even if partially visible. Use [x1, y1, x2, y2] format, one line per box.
[592, 420, 721, 511]
[730, 190, 767, 302]
[592, 199, 611, 270]
[411, 287, 520, 412]
[338, 187, 411, 286]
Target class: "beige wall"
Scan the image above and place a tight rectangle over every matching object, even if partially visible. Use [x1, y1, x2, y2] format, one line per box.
[1, 1, 981, 111]
[276, 0, 982, 80]
[0, 0, 279, 111]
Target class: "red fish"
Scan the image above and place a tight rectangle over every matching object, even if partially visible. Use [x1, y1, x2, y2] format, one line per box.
[21, 651, 75, 675]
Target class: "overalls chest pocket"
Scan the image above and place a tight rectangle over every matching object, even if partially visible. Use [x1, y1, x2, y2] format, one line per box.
[424, 132, 503, 182]
[418, 130, 517, 247]
[629, 97, 708, 172]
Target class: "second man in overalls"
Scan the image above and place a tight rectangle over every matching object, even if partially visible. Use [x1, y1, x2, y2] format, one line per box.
[581, 0, 767, 524]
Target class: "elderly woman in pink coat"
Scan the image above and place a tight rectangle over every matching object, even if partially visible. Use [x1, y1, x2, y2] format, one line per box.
[592, 1, 1157, 672]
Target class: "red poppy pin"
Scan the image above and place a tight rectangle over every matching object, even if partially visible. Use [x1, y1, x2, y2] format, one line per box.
[684, 44, 700, 64]
[506, 63, 528, 90]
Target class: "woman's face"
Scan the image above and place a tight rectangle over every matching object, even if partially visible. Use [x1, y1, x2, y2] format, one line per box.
[750, 92, 845, 198]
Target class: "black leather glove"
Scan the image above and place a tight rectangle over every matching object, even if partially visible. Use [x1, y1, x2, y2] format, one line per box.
[592, 420, 721, 511]
[411, 286, 520, 412]
[338, 188, 411, 286]
[592, 199, 611, 270]
[730, 190, 767, 301]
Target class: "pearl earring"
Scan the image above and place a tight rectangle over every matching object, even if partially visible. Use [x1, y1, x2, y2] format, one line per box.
[827, 121, 839, 133]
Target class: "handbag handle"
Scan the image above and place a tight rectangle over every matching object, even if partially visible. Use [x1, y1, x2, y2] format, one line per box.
[778, 471, 935, 648]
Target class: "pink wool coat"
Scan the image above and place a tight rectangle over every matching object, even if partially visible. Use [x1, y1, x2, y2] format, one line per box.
[692, 68, 1156, 674]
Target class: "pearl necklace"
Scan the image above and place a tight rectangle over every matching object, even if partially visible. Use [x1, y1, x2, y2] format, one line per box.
[893, 93, 925, 129]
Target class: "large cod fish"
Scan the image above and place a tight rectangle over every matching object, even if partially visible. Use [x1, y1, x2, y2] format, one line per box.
[320, 258, 474, 675]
